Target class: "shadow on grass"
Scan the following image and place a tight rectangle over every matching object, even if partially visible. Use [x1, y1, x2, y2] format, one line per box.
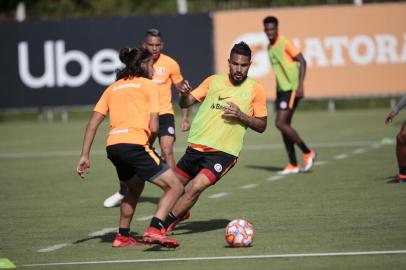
[168, 218, 230, 236]
[245, 164, 283, 172]
[71, 218, 229, 247]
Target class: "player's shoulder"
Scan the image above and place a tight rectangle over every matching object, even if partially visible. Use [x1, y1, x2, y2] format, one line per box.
[159, 53, 179, 65]
[248, 77, 266, 93]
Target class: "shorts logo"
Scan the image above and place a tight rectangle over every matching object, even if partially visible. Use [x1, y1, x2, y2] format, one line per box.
[214, 163, 223, 173]
[279, 101, 288, 109]
[168, 126, 175, 135]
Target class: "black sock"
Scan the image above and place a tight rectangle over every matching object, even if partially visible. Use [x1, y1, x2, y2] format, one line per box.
[118, 227, 130, 236]
[119, 183, 128, 195]
[298, 142, 310, 154]
[399, 167, 406, 175]
[164, 212, 178, 229]
[287, 150, 298, 166]
[150, 217, 165, 230]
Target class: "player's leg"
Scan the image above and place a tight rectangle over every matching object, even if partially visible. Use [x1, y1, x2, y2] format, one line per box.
[112, 178, 145, 247]
[107, 144, 145, 247]
[158, 114, 176, 169]
[393, 120, 406, 182]
[143, 168, 183, 247]
[275, 109, 300, 174]
[164, 149, 236, 232]
[159, 135, 176, 168]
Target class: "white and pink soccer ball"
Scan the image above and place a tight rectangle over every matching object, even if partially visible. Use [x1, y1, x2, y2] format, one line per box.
[224, 219, 254, 247]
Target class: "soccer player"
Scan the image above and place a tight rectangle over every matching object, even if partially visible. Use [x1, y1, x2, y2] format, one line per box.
[103, 28, 191, 207]
[263, 16, 316, 175]
[163, 42, 268, 232]
[385, 93, 406, 183]
[76, 47, 183, 248]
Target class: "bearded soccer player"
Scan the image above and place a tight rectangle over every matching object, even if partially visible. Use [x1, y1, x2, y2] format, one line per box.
[263, 16, 316, 175]
[103, 29, 191, 207]
[163, 42, 268, 232]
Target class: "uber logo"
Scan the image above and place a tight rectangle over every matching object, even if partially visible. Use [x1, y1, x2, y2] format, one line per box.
[18, 40, 121, 89]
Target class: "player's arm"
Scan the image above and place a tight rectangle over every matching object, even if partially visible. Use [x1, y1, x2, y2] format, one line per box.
[148, 82, 160, 144]
[175, 80, 192, 131]
[286, 39, 306, 98]
[179, 77, 211, 108]
[292, 53, 306, 98]
[179, 91, 198, 108]
[76, 111, 105, 178]
[149, 112, 159, 145]
[385, 94, 406, 125]
[223, 102, 267, 133]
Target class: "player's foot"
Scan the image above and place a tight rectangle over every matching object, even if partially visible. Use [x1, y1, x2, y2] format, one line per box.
[166, 211, 191, 233]
[143, 227, 179, 248]
[302, 150, 317, 172]
[277, 164, 300, 175]
[103, 192, 124, 208]
[386, 174, 406, 184]
[112, 234, 143, 247]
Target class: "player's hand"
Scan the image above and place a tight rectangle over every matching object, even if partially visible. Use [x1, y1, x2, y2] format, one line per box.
[296, 86, 304, 99]
[181, 117, 191, 132]
[385, 111, 397, 125]
[76, 156, 90, 179]
[178, 80, 192, 96]
[223, 101, 242, 119]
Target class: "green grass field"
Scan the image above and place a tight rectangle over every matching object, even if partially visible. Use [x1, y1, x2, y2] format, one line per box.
[1, 108, 406, 270]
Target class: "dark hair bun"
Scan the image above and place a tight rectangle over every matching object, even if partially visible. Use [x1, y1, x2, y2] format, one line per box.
[119, 47, 131, 64]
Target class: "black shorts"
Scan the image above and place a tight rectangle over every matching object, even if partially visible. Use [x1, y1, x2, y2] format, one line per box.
[175, 146, 237, 185]
[106, 143, 169, 182]
[159, 114, 176, 138]
[275, 90, 300, 111]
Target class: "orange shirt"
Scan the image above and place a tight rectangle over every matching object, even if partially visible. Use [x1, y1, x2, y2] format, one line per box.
[94, 77, 159, 146]
[152, 54, 183, 115]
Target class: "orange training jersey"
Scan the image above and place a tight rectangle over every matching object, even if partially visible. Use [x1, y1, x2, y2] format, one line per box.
[152, 53, 183, 115]
[94, 77, 160, 146]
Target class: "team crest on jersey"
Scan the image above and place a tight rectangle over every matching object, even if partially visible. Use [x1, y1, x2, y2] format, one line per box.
[168, 126, 175, 135]
[214, 163, 223, 172]
[155, 66, 166, 75]
[279, 101, 288, 109]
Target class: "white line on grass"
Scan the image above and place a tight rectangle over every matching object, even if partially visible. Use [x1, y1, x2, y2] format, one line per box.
[0, 140, 384, 159]
[352, 148, 366, 154]
[267, 175, 284, 181]
[240, 184, 258, 189]
[314, 160, 328, 166]
[37, 244, 69, 253]
[21, 249, 406, 267]
[88, 228, 116, 237]
[208, 192, 229, 199]
[334, 154, 349, 160]
[136, 215, 153, 221]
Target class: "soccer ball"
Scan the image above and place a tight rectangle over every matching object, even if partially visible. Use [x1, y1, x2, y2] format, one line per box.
[224, 219, 254, 247]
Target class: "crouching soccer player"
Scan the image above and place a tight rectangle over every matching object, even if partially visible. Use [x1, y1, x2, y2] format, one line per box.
[164, 42, 268, 232]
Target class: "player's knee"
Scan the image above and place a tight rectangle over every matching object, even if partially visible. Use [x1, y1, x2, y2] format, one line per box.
[161, 146, 174, 159]
[397, 130, 406, 144]
[275, 120, 287, 131]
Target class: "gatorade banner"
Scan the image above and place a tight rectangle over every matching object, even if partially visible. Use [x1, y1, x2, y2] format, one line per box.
[213, 3, 406, 98]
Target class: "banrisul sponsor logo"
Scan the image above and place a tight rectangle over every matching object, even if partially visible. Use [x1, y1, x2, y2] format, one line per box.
[18, 40, 121, 88]
[211, 103, 227, 110]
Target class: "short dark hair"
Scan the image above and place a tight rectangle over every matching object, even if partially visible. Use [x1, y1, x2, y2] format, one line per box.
[230, 41, 251, 60]
[263, 16, 278, 26]
[145, 28, 161, 38]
